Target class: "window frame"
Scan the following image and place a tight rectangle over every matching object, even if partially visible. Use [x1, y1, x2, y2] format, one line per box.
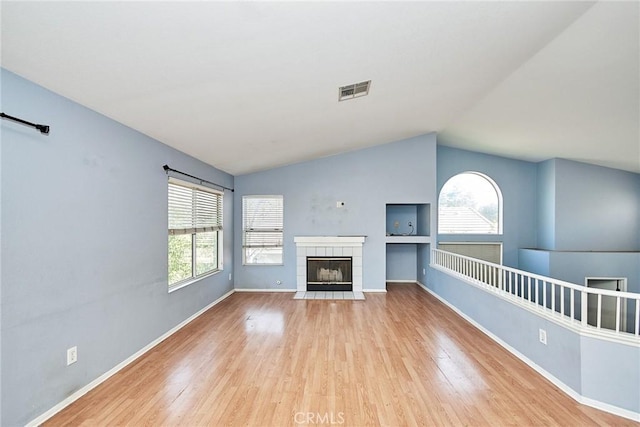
[242, 195, 284, 266]
[438, 171, 503, 235]
[168, 177, 223, 292]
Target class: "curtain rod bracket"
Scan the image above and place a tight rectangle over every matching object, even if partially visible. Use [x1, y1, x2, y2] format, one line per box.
[1, 112, 50, 135]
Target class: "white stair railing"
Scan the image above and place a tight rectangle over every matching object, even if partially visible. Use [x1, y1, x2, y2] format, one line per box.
[430, 249, 640, 343]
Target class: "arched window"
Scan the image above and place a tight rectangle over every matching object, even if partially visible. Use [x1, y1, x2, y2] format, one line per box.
[438, 172, 503, 234]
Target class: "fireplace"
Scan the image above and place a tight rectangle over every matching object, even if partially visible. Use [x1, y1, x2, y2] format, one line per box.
[294, 236, 365, 296]
[307, 257, 352, 291]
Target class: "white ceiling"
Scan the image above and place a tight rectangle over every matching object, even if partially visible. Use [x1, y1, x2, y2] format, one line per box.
[2, 1, 638, 175]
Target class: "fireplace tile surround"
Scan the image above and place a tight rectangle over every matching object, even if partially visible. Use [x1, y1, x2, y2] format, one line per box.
[294, 236, 365, 299]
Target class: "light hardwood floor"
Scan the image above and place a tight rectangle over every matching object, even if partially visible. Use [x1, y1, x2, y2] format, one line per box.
[46, 284, 635, 426]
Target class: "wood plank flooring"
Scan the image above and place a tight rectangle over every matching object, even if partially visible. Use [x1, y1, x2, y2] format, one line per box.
[46, 284, 635, 426]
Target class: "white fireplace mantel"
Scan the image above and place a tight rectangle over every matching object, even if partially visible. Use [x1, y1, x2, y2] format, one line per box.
[294, 236, 366, 294]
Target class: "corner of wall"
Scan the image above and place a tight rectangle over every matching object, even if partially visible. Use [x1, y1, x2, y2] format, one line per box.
[536, 159, 556, 250]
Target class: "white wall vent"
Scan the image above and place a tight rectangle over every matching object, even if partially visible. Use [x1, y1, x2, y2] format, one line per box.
[339, 80, 371, 101]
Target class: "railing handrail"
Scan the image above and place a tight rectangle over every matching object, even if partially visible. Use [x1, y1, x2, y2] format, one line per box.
[430, 248, 640, 342]
[431, 248, 639, 299]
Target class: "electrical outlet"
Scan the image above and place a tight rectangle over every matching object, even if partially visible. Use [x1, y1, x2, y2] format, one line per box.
[276, 280, 282, 285]
[393, 221, 399, 229]
[336, 201, 344, 208]
[408, 221, 413, 227]
[67, 346, 77, 365]
[539, 329, 547, 345]
[423, 268, 426, 276]
[229, 273, 232, 281]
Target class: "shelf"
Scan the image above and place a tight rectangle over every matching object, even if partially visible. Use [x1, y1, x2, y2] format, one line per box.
[385, 202, 434, 283]
[385, 235, 431, 244]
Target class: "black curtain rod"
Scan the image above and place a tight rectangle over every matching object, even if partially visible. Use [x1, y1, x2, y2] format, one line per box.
[1, 112, 50, 135]
[163, 165, 234, 192]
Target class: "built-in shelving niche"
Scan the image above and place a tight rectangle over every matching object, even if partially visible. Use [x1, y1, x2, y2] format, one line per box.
[385, 203, 430, 243]
[385, 203, 432, 283]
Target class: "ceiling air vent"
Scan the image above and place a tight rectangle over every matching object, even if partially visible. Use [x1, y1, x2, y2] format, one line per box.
[338, 80, 371, 101]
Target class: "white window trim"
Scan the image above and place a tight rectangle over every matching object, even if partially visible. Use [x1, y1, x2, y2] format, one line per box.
[242, 195, 284, 266]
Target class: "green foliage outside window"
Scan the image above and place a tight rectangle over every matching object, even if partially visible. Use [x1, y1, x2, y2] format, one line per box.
[169, 235, 193, 285]
[196, 232, 217, 276]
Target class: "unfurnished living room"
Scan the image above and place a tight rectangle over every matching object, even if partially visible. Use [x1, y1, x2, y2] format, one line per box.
[1, 1, 639, 426]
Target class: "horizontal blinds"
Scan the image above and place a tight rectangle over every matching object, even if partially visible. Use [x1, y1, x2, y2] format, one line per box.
[244, 231, 283, 248]
[243, 195, 283, 248]
[169, 180, 222, 235]
[243, 196, 283, 230]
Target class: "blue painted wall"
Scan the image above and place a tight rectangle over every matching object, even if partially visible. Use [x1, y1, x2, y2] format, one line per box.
[436, 146, 538, 268]
[536, 159, 640, 251]
[536, 159, 556, 250]
[553, 159, 640, 251]
[385, 244, 417, 281]
[233, 134, 437, 290]
[385, 204, 417, 236]
[581, 337, 640, 414]
[417, 243, 431, 285]
[1, 69, 234, 426]
[518, 249, 551, 277]
[0, 75, 3, 425]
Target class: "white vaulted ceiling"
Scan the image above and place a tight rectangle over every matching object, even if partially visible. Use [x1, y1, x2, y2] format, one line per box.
[1, 1, 638, 175]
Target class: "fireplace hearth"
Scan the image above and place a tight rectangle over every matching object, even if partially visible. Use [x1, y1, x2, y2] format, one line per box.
[307, 257, 352, 291]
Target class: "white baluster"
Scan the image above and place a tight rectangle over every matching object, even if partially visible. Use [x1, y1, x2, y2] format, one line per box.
[581, 290, 588, 327]
[615, 296, 621, 333]
[636, 299, 640, 336]
[597, 294, 602, 329]
[570, 288, 575, 321]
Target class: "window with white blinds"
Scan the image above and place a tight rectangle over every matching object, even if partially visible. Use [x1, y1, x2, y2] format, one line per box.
[168, 178, 223, 289]
[242, 195, 283, 265]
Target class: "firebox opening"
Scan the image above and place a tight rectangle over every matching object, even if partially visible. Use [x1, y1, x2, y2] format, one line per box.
[307, 257, 353, 291]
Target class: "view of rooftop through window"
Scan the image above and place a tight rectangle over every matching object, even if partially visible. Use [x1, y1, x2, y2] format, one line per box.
[438, 172, 501, 234]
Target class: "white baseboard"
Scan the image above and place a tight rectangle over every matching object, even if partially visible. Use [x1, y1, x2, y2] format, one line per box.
[415, 281, 640, 422]
[386, 280, 417, 284]
[363, 289, 387, 293]
[26, 289, 235, 427]
[579, 396, 640, 422]
[234, 288, 296, 292]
